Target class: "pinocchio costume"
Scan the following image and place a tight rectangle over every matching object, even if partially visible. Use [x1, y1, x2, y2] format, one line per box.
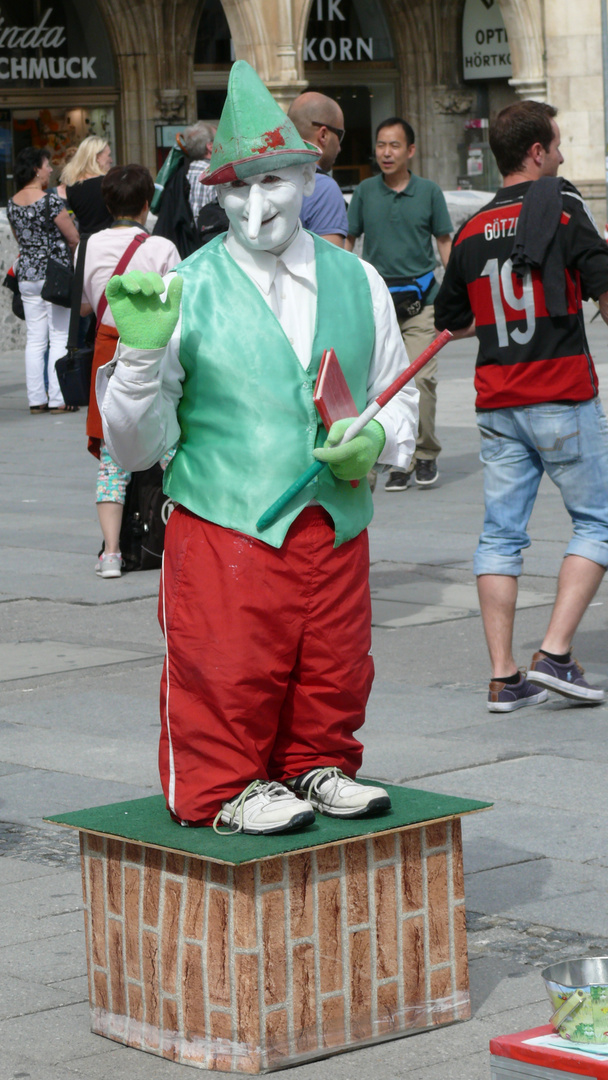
[99, 63, 418, 826]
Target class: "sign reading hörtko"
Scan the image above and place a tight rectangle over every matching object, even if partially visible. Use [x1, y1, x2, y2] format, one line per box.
[0, 8, 97, 81]
[462, 0, 512, 81]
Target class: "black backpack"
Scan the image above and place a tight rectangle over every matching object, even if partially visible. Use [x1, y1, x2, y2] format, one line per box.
[119, 464, 175, 572]
[153, 158, 201, 259]
[197, 200, 229, 245]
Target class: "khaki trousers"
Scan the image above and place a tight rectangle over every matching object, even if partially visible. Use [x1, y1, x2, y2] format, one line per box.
[399, 303, 441, 462]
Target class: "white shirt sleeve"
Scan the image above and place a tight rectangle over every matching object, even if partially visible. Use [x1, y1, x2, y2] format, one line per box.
[96, 274, 184, 471]
[360, 259, 420, 470]
[97, 255, 419, 475]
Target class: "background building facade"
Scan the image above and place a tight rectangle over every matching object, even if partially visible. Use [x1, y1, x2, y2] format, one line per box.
[0, 0, 605, 222]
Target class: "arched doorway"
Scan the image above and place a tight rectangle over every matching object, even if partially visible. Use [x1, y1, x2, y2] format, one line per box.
[303, 0, 398, 189]
[193, 0, 231, 123]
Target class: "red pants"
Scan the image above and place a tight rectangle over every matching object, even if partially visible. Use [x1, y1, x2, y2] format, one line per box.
[158, 506, 374, 825]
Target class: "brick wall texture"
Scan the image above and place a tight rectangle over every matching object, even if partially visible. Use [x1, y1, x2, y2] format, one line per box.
[80, 819, 470, 1073]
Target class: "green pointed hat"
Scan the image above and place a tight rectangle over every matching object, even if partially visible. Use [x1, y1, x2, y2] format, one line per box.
[202, 60, 320, 185]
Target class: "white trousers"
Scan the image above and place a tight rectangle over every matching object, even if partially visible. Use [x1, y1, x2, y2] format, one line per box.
[19, 279, 70, 408]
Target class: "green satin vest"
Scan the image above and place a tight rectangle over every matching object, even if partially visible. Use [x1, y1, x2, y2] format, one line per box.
[163, 232, 375, 548]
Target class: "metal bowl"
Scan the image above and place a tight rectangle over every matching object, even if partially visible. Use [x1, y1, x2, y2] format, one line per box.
[542, 957, 608, 1044]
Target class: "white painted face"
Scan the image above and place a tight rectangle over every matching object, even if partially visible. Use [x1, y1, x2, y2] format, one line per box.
[217, 164, 316, 253]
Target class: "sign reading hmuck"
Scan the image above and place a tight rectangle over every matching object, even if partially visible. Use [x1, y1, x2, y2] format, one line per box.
[0, 8, 97, 81]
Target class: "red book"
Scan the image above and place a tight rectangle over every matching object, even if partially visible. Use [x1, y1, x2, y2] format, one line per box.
[313, 349, 360, 488]
[314, 349, 358, 430]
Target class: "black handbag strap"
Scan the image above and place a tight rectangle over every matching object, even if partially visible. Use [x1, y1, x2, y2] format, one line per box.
[67, 235, 91, 348]
[44, 192, 51, 253]
[96, 231, 148, 326]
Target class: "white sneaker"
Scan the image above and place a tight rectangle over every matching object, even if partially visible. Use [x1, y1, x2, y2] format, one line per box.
[288, 767, 391, 818]
[95, 552, 122, 578]
[213, 780, 315, 835]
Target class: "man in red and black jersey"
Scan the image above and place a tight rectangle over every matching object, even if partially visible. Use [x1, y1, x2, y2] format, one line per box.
[435, 100, 608, 712]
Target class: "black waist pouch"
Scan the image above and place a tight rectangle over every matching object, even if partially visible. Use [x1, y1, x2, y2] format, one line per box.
[385, 270, 435, 321]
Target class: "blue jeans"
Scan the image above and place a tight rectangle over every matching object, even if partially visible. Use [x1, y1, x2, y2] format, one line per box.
[474, 398, 608, 576]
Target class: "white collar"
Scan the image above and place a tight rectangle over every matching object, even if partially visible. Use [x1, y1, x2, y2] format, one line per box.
[224, 224, 316, 295]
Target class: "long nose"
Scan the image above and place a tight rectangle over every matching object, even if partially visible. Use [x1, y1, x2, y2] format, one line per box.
[246, 183, 270, 240]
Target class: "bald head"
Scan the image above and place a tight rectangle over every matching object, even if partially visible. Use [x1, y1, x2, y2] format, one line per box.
[288, 91, 344, 171]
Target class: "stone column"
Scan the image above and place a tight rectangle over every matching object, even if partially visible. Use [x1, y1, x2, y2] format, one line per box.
[226, 0, 309, 110]
[509, 77, 548, 101]
[498, 0, 547, 102]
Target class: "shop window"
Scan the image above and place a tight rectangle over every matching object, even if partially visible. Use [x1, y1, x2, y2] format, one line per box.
[195, 0, 232, 69]
[12, 105, 113, 158]
[3, 106, 115, 199]
[196, 89, 226, 121]
[304, 0, 396, 191]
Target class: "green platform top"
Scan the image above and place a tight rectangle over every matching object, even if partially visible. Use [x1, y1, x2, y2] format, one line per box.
[45, 783, 491, 867]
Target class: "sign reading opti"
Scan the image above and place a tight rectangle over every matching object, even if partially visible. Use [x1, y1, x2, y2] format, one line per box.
[462, 0, 512, 81]
[0, 7, 98, 82]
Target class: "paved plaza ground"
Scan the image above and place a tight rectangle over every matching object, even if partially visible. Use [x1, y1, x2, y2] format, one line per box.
[1, 314, 607, 1078]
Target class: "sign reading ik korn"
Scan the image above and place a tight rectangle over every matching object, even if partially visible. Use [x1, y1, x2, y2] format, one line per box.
[305, 0, 393, 64]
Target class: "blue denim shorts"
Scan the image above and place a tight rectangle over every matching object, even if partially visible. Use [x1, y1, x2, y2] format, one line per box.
[474, 397, 608, 576]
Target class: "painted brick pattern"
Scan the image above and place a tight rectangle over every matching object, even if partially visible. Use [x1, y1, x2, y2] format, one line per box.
[80, 818, 470, 1073]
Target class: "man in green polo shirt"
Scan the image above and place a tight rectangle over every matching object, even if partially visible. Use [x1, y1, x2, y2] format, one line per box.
[347, 117, 453, 490]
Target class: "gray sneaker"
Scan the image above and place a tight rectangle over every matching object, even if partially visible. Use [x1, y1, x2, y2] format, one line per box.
[95, 552, 122, 578]
[415, 459, 439, 487]
[487, 672, 549, 712]
[528, 652, 605, 703]
[385, 469, 411, 492]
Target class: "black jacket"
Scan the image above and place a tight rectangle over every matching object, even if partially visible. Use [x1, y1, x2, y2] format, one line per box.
[152, 158, 200, 260]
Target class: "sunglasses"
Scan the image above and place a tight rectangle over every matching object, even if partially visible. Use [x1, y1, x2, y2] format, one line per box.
[311, 120, 345, 144]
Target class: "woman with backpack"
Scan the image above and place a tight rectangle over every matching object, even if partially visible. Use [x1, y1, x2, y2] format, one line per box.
[78, 164, 179, 577]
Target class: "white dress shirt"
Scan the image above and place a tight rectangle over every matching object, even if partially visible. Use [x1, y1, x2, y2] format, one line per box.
[98, 225, 419, 474]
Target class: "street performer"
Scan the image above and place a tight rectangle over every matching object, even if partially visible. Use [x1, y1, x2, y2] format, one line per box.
[98, 62, 419, 833]
[435, 100, 608, 712]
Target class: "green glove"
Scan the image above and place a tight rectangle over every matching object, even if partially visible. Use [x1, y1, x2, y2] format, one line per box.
[105, 271, 183, 350]
[313, 417, 386, 481]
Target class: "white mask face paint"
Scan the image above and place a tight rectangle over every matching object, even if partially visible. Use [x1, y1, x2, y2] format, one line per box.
[217, 165, 315, 254]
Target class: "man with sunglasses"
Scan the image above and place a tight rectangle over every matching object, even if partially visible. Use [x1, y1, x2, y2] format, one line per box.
[288, 91, 349, 247]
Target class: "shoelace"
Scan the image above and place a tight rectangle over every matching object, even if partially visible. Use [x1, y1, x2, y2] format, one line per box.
[300, 766, 348, 803]
[212, 779, 289, 835]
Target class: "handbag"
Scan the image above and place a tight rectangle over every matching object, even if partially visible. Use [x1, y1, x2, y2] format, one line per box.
[386, 270, 436, 321]
[2, 267, 25, 320]
[41, 194, 74, 307]
[55, 235, 94, 406]
[118, 463, 175, 572]
[55, 229, 149, 408]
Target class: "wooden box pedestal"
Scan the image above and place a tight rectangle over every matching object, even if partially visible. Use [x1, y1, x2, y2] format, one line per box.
[48, 785, 489, 1073]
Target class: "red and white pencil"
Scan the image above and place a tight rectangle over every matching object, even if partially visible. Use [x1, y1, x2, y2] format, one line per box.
[256, 328, 453, 531]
